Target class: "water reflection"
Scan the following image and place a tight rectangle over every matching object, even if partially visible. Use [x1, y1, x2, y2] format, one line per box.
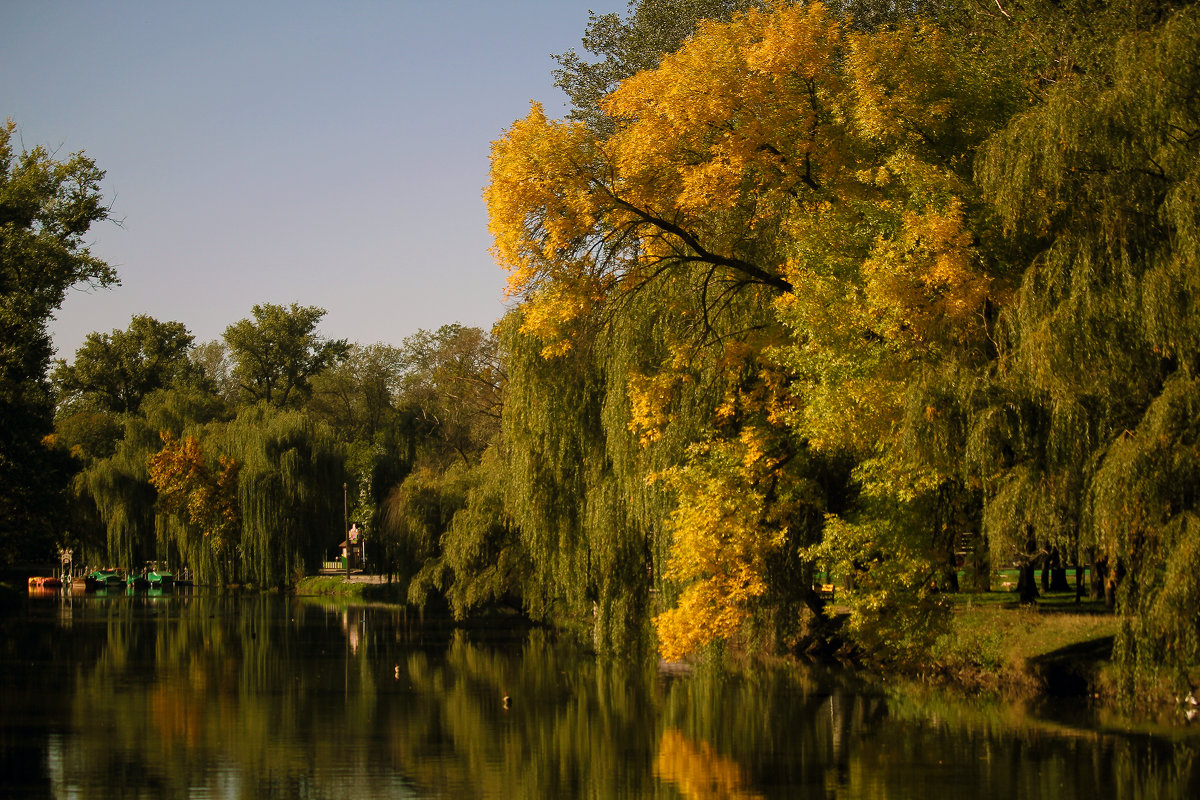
[0, 592, 1196, 799]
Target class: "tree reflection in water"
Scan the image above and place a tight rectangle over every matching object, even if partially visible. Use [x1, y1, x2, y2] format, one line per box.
[0, 593, 1196, 798]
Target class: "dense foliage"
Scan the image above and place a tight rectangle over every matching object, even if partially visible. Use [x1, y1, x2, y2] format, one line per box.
[9, 0, 1198, 706]
[1, 121, 116, 566]
[484, 0, 1200, 700]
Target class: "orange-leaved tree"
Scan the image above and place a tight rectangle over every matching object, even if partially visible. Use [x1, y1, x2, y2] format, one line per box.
[148, 432, 240, 556]
[487, 1, 1017, 661]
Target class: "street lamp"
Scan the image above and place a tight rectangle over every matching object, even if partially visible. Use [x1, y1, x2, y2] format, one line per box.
[343, 481, 350, 578]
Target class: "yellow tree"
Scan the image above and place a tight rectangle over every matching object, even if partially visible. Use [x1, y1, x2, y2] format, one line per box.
[487, 2, 1017, 661]
[486, 3, 851, 352]
[148, 432, 240, 559]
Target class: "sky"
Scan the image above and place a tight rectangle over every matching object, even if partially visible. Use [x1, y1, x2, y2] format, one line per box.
[1, 0, 619, 359]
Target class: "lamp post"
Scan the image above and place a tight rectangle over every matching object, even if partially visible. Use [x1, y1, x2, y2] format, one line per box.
[343, 481, 350, 578]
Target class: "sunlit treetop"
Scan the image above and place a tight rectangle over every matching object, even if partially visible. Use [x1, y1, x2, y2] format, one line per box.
[488, 2, 1014, 360]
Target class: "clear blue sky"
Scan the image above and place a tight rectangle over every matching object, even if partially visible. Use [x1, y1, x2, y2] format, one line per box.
[2, 0, 617, 358]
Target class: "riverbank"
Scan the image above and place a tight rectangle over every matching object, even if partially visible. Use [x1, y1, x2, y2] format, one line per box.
[296, 574, 1124, 699]
[931, 591, 1121, 698]
[294, 574, 405, 602]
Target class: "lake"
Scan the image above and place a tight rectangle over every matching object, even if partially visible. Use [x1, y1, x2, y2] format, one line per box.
[1, 590, 1197, 798]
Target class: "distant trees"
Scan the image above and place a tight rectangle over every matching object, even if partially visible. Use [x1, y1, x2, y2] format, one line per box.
[53, 315, 202, 414]
[47, 307, 501, 591]
[373, 325, 507, 605]
[224, 303, 349, 407]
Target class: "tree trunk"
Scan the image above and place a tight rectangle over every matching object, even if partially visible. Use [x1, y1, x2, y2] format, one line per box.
[1018, 526, 1039, 604]
[1091, 554, 1108, 602]
[1048, 547, 1071, 591]
[972, 532, 991, 591]
[1104, 559, 1124, 610]
[1017, 562, 1039, 605]
[943, 565, 960, 593]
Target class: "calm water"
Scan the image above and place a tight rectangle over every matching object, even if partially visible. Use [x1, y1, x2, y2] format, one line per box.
[1, 591, 1197, 799]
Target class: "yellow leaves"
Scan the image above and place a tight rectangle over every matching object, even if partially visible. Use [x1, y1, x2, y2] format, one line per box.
[652, 424, 788, 661]
[148, 432, 240, 547]
[627, 369, 691, 446]
[485, 102, 603, 298]
[745, 1, 840, 81]
[847, 24, 959, 147]
[802, 374, 901, 456]
[653, 728, 764, 800]
[640, 343, 797, 660]
[602, 1, 844, 220]
[862, 198, 990, 347]
[486, 104, 620, 353]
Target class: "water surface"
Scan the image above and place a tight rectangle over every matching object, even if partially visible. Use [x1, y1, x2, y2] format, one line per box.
[1, 591, 1196, 798]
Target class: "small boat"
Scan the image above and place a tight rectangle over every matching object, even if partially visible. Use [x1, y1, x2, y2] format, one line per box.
[27, 576, 63, 590]
[71, 575, 99, 592]
[89, 569, 125, 589]
[146, 568, 174, 589]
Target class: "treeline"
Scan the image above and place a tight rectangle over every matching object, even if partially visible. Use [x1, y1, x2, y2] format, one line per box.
[3, 0, 1198, 701]
[46, 307, 499, 588]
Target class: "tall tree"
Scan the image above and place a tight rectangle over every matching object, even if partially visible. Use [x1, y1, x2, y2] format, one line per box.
[190, 339, 238, 401]
[0, 121, 116, 565]
[53, 314, 201, 415]
[489, 1, 1017, 659]
[553, 0, 760, 133]
[223, 302, 349, 407]
[396, 324, 502, 468]
[375, 326, 506, 593]
[307, 342, 406, 444]
[967, 0, 1200, 695]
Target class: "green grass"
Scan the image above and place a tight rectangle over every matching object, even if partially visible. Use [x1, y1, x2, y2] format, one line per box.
[293, 575, 406, 603]
[932, 588, 1121, 695]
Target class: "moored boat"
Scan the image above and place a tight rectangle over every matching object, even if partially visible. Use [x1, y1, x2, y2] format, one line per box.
[89, 569, 125, 589]
[27, 576, 63, 590]
[71, 575, 99, 592]
[146, 568, 174, 588]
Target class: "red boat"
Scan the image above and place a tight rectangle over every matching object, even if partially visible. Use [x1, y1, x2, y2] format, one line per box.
[27, 576, 63, 590]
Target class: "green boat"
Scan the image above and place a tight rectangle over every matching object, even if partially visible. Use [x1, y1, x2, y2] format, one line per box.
[146, 568, 174, 589]
[88, 569, 125, 589]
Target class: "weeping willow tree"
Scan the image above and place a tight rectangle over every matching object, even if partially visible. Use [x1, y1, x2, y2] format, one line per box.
[1092, 375, 1200, 697]
[498, 301, 667, 652]
[498, 260, 817, 655]
[499, 307, 610, 640]
[76, 415, 161, 569]
[381, 463, 472, 599]
[437, 446, 530, 617]
[971, 2, 1200, 696]
[217, 405, 345, 587]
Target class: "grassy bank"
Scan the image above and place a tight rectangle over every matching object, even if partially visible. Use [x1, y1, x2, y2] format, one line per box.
[294, 575, 406, 603]
[932, 590, 1121, 697]
[295, 574, 1125, 700]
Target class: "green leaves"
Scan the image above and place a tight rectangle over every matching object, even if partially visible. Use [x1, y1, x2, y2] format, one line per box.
[53, 315, 201, 415]
[223, 302, 349, 407]
[1, 121, 116, 566]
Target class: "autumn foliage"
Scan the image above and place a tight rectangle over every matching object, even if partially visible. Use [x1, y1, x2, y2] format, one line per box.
[486, 0, 1200, 695]
[148, 432, 240, 552]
